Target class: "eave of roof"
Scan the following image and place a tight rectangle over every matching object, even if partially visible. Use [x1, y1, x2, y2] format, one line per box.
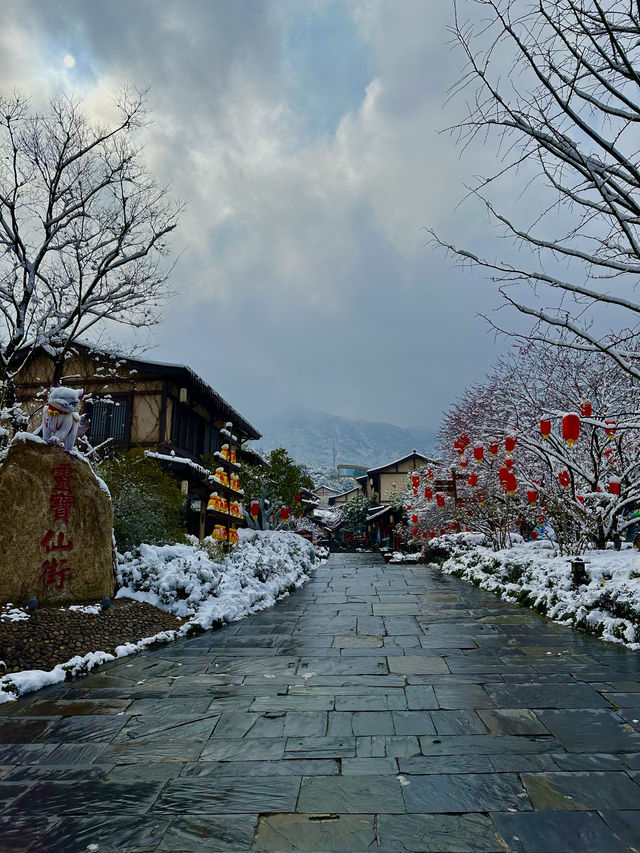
[366, 450, 435, 475]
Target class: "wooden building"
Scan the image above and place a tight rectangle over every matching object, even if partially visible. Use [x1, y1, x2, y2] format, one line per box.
[15, 343, 261, 539]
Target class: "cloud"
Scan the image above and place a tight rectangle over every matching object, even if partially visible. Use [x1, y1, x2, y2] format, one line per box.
[0, 0, 510, 429]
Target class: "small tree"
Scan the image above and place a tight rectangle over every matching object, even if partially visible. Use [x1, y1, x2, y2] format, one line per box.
[341, 494, 374, 538]
[239, 448, 314, 517]
[0, 88, 180, 434]
[99, 449, 186, 552]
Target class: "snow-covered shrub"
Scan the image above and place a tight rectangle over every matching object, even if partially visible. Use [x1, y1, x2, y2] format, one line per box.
[434, 542, 640, 649]
[116, 529, 321, 628]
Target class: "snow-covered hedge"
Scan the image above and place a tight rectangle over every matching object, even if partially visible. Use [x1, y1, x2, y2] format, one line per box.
[115, 528, 320, 628]
[431, 536, 640, 649]
[1, 530, 321, 704]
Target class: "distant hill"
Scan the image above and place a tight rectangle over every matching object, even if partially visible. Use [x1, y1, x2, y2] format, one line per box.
[254, 408, 436, 476]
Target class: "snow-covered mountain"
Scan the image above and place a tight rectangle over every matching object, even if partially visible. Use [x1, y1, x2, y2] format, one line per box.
[253, 407, 436, 473]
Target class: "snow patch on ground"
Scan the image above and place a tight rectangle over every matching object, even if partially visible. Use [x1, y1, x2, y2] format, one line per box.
[1, 604, 30, 623]
[432, 536, 640, 649]
[0, 530, 322, 704]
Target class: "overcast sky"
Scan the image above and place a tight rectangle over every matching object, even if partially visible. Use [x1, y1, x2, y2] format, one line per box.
[0, 0, 510, 430]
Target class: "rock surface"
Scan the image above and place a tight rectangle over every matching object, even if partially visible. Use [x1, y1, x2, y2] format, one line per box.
[0, 435, 114, 605]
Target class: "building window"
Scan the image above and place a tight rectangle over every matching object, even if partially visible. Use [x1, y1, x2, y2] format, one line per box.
[171, 403, 206, 458]
[89, 396, 129, 444]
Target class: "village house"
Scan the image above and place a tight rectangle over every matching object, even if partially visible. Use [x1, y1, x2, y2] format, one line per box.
[15, 342, 262, 540]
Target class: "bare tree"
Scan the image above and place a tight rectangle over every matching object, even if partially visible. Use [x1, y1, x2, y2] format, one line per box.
[0, 88, 181, 415]
[437, 0, 640, 377]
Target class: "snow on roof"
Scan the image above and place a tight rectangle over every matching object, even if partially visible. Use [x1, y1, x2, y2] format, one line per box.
[366, 450, 435, 475]
[367, 505, 393, 521]
[316, 484, 340, 493]
[145, 451, 214, 484]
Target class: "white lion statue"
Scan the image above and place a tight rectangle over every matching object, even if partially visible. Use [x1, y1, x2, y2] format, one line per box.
[42, 386, 83, 452]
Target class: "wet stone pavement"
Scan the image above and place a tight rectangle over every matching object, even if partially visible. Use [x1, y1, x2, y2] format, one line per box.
[1, 553, 640, 852]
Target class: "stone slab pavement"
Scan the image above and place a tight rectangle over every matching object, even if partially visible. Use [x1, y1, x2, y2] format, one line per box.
[1, 552, 640, 852]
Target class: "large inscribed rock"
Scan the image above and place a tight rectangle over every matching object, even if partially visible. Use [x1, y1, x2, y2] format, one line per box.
[0, 435, 114, 606]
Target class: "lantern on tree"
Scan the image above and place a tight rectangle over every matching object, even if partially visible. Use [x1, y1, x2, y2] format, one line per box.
[562, 413, 581, 447]
[505, 458, 514, 470]
[558, 470, 571, 489]
[424, 468, 434, 481]
[505, 434, 517, 455]
[424, 486, 433, 501]
[473, 445, 484, 463]
[467, 472, 478, 487]
[440, 528, 446, 536]
[477, 492, 485, 505]
[604, 418, 616, 439]
[429, 531, 435, 539]
[489, 437, 499, 456]
[281, 506, 290, 521]
[453, 439, 465, 456]
[540, 418, 552, 439]
[436, 493, 445, 508]
[250, 501, 259, 520]
[460, 456, 469, 470]
[421, 532, 427, 540]
[412, 473, 420, 495]
[609, 477, 621, 496]
[531, 530, 538, 541]
[515, 519, 521, 527]
[461, 433, 470, 448]
[576, 494, 585, 505]
[526, 489, 537, 504]
[412, 526, 418, 538]
[449, 521, 457, 531]
[499, 465, 509, 485]
[580, 401, 592, 418]
[411, 514, 418, 524]
[504, 472, 517, 495]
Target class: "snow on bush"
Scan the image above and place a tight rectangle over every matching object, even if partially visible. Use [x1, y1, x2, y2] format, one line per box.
[116, 528, 320, 628]
[431, 537, 640, 649]
[0, 530, 321, 704]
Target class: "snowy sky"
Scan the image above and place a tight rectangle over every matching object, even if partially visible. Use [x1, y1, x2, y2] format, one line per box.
[0, 0, 511, 430]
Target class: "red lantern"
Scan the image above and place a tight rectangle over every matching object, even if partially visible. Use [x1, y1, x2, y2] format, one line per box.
[412, 526, 418, 538]
[489, 438, 499, 456]
[473, 445, 484, 463]
[531, 530, 538, 541]
[540, 419, 552, 439]
[421, 532, 427, 540]
[411, 514, 418, 524]
[504, 472, 517, 494]
[558, 470, 571, 489]
[429, 531, 435, 539]
[406, 504, 412, 511]
[250, 501, 260, 518]
[505, 434, 517, 455]
[562, 413, 581, 447]
[505, 458, 514, 470]
[460, 433, 470, 449]
[424, 486, 433, 501]
[580, 401, 592, 418]
[527, 489, 537, 504]
[449, 521, 457, 531]
[467, 472, 478, 487]
[499, 465, 509, 484]
[460, 456, 469, 470]
[477, 492, 485, 505]
[577, 495, 585, 505]
[515, 519, 521, 527]
[605, 418, 616, 439]
[609, 477, 621, 495]
[436, 493, 445, 508]
[412, 474, 420, 490]
[453, 439, 464, 456]
[280, 506, 290, 521]
[538, 514, 545, 523]
[425, 468, 433, 481]
[440, 528, 446, 536]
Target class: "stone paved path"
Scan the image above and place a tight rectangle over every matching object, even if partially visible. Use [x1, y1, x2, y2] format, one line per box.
[1, 552, 640, 852]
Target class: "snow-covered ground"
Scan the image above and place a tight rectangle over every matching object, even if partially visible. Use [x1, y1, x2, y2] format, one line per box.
[429, 533, 640, 650]
[0, 530, 322, 704]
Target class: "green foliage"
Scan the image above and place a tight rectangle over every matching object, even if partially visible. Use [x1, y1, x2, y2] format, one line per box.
[99, 449, 186, 551]
[239, 448, 314, 517]
[341, 494, 375, 536]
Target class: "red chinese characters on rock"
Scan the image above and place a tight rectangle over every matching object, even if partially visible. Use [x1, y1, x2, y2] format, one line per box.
[38, 463, 77, 591]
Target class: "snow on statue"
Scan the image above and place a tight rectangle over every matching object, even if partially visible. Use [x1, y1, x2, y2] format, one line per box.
[42, 386, 83, 452]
